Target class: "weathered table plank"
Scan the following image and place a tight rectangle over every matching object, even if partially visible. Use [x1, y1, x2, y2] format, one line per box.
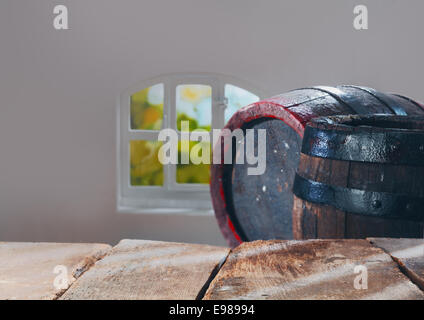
[369, 238, 424, 291]
[0, 242, 111, 300]
[60, 239, 230, 300]
[203, 239, 424, 300]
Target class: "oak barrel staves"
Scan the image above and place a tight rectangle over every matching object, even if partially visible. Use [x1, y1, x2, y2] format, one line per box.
[211, 86, 424, 247]
[292, 115, 424, 239]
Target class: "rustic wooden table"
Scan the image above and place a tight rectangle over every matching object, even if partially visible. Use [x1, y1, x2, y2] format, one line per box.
[1, 238, 423, 300]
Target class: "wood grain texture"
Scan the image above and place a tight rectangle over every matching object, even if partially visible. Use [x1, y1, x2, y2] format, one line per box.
[60, 239, 230, 300]
[293, 195, 346, 239]
[294, 150, 424, 239]
[293, 154, 349, 239]
[0, 242, 111, 300]
[203, 239, 424, 300]
[369, 238, 424, 291]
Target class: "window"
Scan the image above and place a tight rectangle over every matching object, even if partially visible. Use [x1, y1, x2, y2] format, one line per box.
[118, 74, 261, 213]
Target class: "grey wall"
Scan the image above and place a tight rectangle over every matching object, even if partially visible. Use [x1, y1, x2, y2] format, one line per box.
[0, 0, 423, 246]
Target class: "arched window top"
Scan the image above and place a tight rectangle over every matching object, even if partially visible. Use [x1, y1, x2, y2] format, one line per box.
[224, 84, 260, 122]
[118, 73, 264, 213]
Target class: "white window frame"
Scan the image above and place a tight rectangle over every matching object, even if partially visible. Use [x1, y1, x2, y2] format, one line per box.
[117, 73, 265, 214]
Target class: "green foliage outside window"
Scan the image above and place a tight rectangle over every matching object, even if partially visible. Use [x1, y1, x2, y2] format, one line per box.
[129, 83, 258, 186]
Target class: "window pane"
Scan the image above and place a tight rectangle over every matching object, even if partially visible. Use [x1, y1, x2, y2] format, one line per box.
[176, 140, 210, 184]
[131, 83, 164, 130]
[176, 84, 211, 131]
[225, 84, 259, 122]
[130, 140, 163, 186]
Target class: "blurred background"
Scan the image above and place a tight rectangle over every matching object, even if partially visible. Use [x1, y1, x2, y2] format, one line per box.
[1, 0, 423, 246]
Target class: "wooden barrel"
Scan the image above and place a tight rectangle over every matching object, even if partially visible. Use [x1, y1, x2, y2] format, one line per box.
[292, 114, 424, 239]
[210, 85, 424, 247]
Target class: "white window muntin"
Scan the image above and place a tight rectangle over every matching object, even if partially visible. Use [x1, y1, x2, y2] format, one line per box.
[118, 73, 264, 213]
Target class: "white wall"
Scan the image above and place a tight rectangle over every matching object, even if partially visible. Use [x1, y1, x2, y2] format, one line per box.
[0, 0, 423, 246]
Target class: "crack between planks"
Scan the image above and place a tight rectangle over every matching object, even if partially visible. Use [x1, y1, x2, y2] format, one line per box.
[52, 249, 110, 300]
[195, 250, 231, 300]
[367, 238, 424, 293]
